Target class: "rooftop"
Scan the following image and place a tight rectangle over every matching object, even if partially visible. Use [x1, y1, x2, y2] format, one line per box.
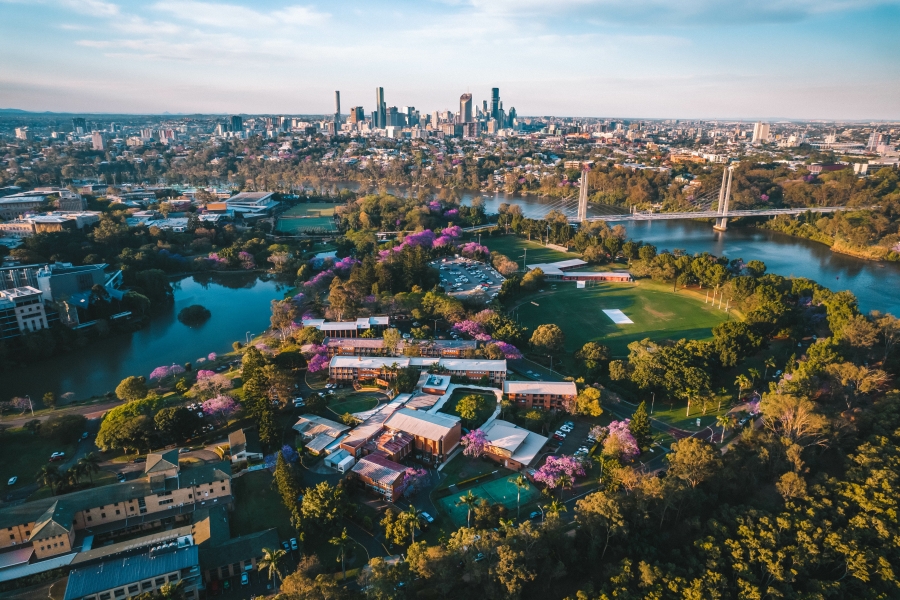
[64, 546, 198, 600]
[350, 454, 406, 486]
[503, 381, 577, 396]
[384, 408, 460, 440]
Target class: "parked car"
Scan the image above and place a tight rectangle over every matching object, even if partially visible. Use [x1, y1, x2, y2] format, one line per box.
[290, 538, 298, 550]
[552, 431, 567, 441]
[179, 448, 190, 454]
[7, 476, 17, 486]
[81, 432, 89, 440]
[49, 452, 65, 462]
[241, 572, 249, 586]
[528, 511, 541, 521]
[421, 511, 434, 524]
[282, 540, 290, 551]
[116, 472, 127, 482]
[132, 457, 146, 463]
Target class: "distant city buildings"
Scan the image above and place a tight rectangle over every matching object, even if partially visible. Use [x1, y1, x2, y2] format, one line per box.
[752, 122, 770, 144]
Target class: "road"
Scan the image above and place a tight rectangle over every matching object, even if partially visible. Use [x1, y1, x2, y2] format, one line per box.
[0, 400, 123, 428]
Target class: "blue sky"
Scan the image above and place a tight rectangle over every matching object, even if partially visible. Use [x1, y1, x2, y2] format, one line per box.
[1, 0, 898, 118]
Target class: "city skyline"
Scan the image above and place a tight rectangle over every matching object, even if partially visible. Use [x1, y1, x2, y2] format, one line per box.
[0, 0, 899, 119]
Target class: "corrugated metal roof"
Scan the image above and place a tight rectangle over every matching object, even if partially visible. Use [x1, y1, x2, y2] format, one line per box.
[350, 455, 405, 486]
[64, 546, 198, 600]
[385, 408, 459, 441]
[503, 381, 577, 395]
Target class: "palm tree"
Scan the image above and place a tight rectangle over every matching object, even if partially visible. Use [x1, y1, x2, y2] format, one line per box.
[734, 374, 751, 401]
[35, 464, 60, 495]
[716, 414, 731, 444]
[259, 547, 287, 588]
[330, 528, 353, 582]
[764, 357, 776, 381]
[556, 473, 573, 500]
[545, 500, 567, 519]
[404, 505, 424, 544]
[456, 491, 480, 528]
[510, 475, 529, 520]
[78, 453, 102, 485]
[748, 368, 760, 386]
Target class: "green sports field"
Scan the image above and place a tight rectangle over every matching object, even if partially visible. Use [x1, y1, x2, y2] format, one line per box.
[438, 477, 541, 526]
[514, 281, 729, 356]
[277, 203, 337, 233]
[479, 235, 574, 265]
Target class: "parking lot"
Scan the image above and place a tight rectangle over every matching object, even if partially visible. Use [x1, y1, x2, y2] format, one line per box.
[552, 419, 596, 458]
[434, 257, 505, 299]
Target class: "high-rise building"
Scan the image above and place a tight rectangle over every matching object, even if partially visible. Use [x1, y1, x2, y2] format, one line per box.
[72, 117, 86, 134]
[386, 106, 399, 127]
[375, 87, 386, 128]
[92, 131, 105, 151]
[334, 91, 341, 126]
[349, 107, 364, 125]
[459, 93, 473, 123]
[752, 122, 770, 144]
[231, 115, 243, 133]
[482, 100, 488, 116]
[490, 88, 500, 122]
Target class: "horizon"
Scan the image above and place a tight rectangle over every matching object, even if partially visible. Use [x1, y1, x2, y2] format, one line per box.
[1, 1, 899, 120]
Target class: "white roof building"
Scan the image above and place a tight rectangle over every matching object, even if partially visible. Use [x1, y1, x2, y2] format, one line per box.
[481, 419, 548, 469]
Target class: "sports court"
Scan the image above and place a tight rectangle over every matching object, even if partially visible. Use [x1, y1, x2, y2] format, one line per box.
[438, 477, 541, 526]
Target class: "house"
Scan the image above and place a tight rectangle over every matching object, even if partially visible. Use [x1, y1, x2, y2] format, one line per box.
[293, 415, 350, 455]
[383, 408, 461, 465]
[63, 545, 201, 600]
[504, 381, 577, 412]
[350, 455, 408, 501]
[228, 429, 263, 464]
[481, 419, 548, 471]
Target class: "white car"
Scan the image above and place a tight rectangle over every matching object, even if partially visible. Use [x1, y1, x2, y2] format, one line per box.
[7, 476, 17, 486]
[421, 511, 434, 523]
[402, 333, 412, 339]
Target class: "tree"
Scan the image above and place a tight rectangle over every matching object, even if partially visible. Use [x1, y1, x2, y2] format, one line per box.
[545, 499, 567, 519]
[301, 481, 346, 531]
[511, 474, 530, 520]
[330, 528, 353, 581]
[35, 464, 60, 495]
[575, 342, 610, 378]
[734, 374, 751, 400]
[40, 414, 87, 444]
[530, 323, 565, 355]
[383, 327, 402, 354]
[520, 267, 545, 291]
[77, 453, 101, 484]
[764, 356, 777, 380]
[259, 547, 287, 588]
[115, 375, 148, 401]
[760, 393, 829, 447]
[575, 387, 603, 417]
[270, 299, 299, 342]
[456, 394, 484, 425]
[575, 490, 626, 560]
[42, 391, 56, 409]
[154, 407, 200, 444]
[456, 490, 480, 528]
[461, 428, 487, 458]
[404, 504, 425, 544]
[666, 438, 719, 489]
[715, 414, 731, 443]
[629, 401, 653, 452]
[274, 451, 303, 513]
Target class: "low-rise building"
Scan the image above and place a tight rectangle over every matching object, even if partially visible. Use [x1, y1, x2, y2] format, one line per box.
[63, 545, 201, 600]
[324, 337, 477, 358]
[349, 454, 408, 501]
[481, 419, 548, 471]
[0, 286, 48, 340]
[504, 381, 577, 412]
[293, 415, 350, 455]
[0, 212, 100, 238]
[527, 259, 632, 282]
[328, 356, 506, 386]
[205, 192, 278, 219]
[228, 428, 263, 464]
[303, 316, 390, 338]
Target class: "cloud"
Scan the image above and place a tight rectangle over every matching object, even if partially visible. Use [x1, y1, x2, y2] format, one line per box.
[151, 1, 328, 28]
[59, 0, 119, 17]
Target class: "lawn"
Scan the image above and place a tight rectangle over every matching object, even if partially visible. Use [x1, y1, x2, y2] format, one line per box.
[437, 453, 506, 489]
[513, 280, 729, 357]
[277, 203, 338, 233]
[0, 428, 77, 491]
[230, 470, 295, 540]
[328, 393, 382, 417]
[438, 389, 497, 429]
[480, 234, 577, 266]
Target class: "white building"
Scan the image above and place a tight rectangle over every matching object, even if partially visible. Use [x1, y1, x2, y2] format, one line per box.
[752, 122, 770, 145]
[0, 286, 48, 340]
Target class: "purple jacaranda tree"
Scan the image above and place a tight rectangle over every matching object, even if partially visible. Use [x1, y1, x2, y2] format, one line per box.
[208, 352, 217, 361]
[601, 419, 639, 461]
[202, 395, 239, 426]
[402, 467, 430, 496]
[150, 366, 172, 381]
[195, 370, 216, 380]
[238, 251, 256, 269]
[452, 320, 485, 337]
[281, 444, 299, 464]
[488, 341, 523, 360]
[459, 242, 489, 259]
[533, 455, 586, 490]
[307, 353, 330, 373]
[461, 429, 487, 458]
[194, 373, 233, 400]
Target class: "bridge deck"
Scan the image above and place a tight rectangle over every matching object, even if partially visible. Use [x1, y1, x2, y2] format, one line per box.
[578, 206, 859, 223]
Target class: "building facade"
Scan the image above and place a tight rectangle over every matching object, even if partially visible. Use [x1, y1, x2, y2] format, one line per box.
[0, 286, 48, 340]
[503, 381, 577, 412]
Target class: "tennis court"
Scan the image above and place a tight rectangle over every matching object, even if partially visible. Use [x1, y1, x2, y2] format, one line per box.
[438, 476, 541, 526]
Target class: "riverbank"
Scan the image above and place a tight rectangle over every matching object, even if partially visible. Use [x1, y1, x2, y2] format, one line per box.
[755, 219, 900, 262]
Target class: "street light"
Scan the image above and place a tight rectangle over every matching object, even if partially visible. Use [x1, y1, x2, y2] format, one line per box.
[650, 392, 655, 415]
[25, 395, 34, 416]
[245, 331, 252, 345]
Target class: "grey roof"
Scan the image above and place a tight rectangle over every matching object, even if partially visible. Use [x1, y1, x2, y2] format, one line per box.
[145, 449, 179, 474]
[199, 528, 279, 571]
[64, 546, 198, 600]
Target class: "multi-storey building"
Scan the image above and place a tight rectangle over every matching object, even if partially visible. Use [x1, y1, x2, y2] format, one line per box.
[324, 337, 476, 358]
[328, 356, 506, 386]
[383, 408, 461, 465]
[503, 381, 577, 412]
[0, 286, 48, 340]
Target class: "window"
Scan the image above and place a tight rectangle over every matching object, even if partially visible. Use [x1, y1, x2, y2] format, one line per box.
[87, 516, 92, 522]
[155, 577, 165, 586]
[8, 535, 13, 541]
[116, 510, 120, 515]
[142, 581, 152, 590]
[128, 585, 138, 594]
[114, 589, 125, 597]
[168, 574, 178, 582]
[158, 499, 173, 506]
[222, 486, 226, 491]
[101, 513, 106, 518]
[99, 594, 111, 600]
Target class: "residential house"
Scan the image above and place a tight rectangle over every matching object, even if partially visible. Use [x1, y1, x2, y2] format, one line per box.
[227, 429, 263, 464]
[293, 415, 350, 455]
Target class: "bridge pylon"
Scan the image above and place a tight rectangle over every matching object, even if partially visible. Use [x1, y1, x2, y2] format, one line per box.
[713, 166, 734, 231]
[577, 166, 589, 223]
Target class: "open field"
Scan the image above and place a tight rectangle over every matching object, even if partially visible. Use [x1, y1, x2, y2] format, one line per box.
[230, 470, 295, 540]
[328, 393, 383, 416]
[0, 429, 77, 491]
[438, 389, 497, 428]
[277, 203, 338, 233]
[479, 235, 575, 266]
[513, 280, 729, 356]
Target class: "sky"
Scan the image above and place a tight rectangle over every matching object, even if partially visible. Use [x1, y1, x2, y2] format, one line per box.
[1, 0, 899, 119]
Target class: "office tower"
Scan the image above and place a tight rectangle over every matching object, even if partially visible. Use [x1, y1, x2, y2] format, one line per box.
[508, 107, 517, 126]
[375, 87, 386, 128]
[482, 100, 488, 116]
[72, 117, 86, 134]
[490, 88, 500, 122]
[431, 111, 439, 127]
[334, 91, 341, 126]
[386, 106, 399, 127]
[92, 131, 105, 151]
[349, 107, 364, 125]
[459, 93, 473, 123]
[752, 122, 769, 144]
[231, 115, 243, 133]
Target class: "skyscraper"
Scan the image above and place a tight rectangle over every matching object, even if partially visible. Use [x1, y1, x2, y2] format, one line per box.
[72, 117, 86, 134]
[349, 107, 364, 125]
[375, 87, 386, 129]
[459, 93, 473, 123]
[92, 131, 105, 151]
[490, 88, 500, 122]
[231, 115, 243, 133]
[334, 91, 341, 126]
[751, 122, 769, 144]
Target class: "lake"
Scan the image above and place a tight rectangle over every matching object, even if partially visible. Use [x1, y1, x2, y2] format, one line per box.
[3, 273, 285, 401]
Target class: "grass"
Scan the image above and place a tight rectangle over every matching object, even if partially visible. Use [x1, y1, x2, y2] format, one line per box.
[437, 454, 502, 489]
[230, 470, 296, 540]
[0, 429, 77, 491]
[328, 393, 382, 416]
[29, 469, 120, 501]
[480, 234, 577, 266]
[277, 203, 338, 233]
[513, 280, 729, 357]
[438, 389, 497, 429]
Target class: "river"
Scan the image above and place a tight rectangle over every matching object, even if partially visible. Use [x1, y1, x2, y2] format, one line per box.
[462, 190, 900, 316]
[3, 273, 285, 402]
